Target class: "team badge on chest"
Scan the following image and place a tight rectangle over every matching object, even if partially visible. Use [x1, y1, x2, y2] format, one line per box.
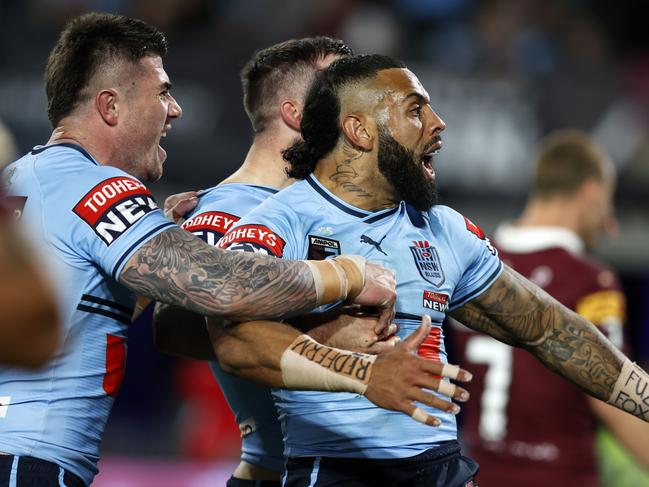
[410, 240, 445, 286]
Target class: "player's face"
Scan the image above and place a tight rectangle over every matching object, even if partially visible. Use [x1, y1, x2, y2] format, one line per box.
[373, 68, 445, 210]
[121, 56, 182, 182]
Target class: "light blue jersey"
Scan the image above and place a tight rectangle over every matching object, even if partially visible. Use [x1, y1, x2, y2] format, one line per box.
[181, 183, 284, 472]
[219, 174, 503, 459]
[0, 143, 175, 485]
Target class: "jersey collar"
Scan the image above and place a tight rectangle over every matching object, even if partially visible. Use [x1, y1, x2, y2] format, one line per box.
[494, 223, 585, 255]
[305, 174, 400, 224]
[31, 143, 98, 165]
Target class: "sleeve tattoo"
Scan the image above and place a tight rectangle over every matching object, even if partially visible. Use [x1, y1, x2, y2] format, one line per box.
[450, 265, 626, 401]
[120, 227, 317, 321]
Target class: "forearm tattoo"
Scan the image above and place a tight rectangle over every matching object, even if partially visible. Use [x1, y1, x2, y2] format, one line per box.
[120, 227, 317, 320]
[451, 265, 625, 401]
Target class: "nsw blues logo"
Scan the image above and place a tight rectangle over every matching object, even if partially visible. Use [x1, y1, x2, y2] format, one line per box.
[410, 240, 445, 287]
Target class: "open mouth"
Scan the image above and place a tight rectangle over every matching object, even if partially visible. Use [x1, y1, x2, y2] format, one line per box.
[421, 154, 435, 182]
[420, 139, 442, 182]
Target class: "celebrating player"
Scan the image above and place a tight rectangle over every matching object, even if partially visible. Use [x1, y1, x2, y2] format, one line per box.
[0, 15, 466, 486]
[216, 55, 649, 486]
[153, 37, 403, 486]
[454, 129, 649, 486]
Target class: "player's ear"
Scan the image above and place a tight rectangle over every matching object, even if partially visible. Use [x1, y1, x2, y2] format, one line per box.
[96, 89, 119, 126]
[342, 113, 373, 151]
[280, 100, 302, 132]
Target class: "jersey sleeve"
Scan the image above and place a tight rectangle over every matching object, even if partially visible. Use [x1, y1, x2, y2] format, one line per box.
[180, 192, 242, 247]
[440, 208, 503, 310]
[216, 197, 301, 260]
[575, 268, 626, 350]
[47, 167, 176, 279]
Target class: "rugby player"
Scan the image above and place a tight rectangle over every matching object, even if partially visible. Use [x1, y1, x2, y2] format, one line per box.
[217, 55, 649, 486]
[154, 37, 404, 486]
[454, 129, 649, 486]
[0, 16, 468, 486]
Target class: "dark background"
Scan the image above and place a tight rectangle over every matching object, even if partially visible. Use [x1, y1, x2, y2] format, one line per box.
[1, 0, 647, 466]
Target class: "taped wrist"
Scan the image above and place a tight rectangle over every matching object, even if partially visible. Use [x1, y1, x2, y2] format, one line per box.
[280, 334, 376, 394]
[304, 255, 366, 306]
[608, 359, 649, 422]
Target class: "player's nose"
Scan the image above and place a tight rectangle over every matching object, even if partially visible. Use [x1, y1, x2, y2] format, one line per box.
[168, 95, 182, 119]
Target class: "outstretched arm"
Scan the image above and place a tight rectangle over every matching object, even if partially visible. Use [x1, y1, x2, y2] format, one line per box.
[122, 226, 396, 324]
[451, 265, 648, 421]
[210, 315, 472, 427]
[120, 227, 318, 320]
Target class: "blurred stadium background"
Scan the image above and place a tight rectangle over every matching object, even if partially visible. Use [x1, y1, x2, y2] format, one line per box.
[1, 0, 648, 485]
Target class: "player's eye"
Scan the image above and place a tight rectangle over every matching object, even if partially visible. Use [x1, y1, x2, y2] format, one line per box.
[411, 105, 422, 117]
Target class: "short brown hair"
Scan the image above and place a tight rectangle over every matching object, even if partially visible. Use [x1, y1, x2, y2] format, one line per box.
[45, 13, 167, 127]
[240, 37, 353, 133]
[532, 129, 610, 198]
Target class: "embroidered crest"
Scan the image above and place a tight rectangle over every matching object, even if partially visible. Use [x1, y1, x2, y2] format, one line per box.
[410, 240, 445, 287]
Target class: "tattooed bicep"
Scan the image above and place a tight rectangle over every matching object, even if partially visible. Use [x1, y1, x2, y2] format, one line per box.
[119, 227, 317, 319]
[450, 265, 554, 345]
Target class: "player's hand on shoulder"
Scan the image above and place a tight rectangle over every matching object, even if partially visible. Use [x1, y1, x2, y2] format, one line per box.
[365, 315, 473, 427]
[164, 190, 199, 222]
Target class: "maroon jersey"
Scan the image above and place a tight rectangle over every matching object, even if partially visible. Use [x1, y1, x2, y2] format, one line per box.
[453, 225, 626, 487]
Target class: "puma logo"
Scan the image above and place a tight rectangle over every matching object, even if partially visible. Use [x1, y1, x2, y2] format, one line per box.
[360, 234, 387, 255]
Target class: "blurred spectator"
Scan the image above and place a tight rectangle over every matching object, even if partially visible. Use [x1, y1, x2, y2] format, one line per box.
[454, 130, 649, 486]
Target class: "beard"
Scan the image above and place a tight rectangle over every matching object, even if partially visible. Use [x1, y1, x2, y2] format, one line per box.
[377, 127, 438, 211]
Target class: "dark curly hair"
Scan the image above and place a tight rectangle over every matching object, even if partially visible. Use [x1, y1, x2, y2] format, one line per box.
[45, 13, 167, 127]
[241, 37, 353, 133]
[283, 54, 405, 179]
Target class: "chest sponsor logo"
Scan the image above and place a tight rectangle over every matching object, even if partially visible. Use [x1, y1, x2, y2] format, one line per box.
[308, 235, 341, 261]
[422, 290, 449, 312]
[217, 224, 285, 257]
[73, 177, 158, 245]
[410, 240, 445, 286]
[182, 211, 239, 246]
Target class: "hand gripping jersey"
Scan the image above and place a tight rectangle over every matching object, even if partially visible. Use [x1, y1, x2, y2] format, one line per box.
[218, 174, 502, 459]
[0, 144, 175, 485]
[180, 183, 284, 472]
[453, 224, 627, 487]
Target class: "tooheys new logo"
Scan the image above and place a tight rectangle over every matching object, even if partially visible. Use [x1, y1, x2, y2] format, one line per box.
[182, 211, 239, 246]
[73, 177, 158, 245]
[217, 224, 285, 256]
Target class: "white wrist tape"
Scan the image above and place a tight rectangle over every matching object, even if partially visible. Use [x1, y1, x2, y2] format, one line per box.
[608, 359, 649, 422]
[280, 334, 376, 395]
[303, 256, 366, 306]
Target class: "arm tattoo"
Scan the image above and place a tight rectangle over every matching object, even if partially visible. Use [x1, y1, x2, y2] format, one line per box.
[120, 227, 317, 320]
[451, 265, 626, 401]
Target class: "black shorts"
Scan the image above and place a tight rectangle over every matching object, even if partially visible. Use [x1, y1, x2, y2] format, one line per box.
[0, 455, 85, 487]
[226, 476, 282, 487]
[283, 441, 478, 487]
